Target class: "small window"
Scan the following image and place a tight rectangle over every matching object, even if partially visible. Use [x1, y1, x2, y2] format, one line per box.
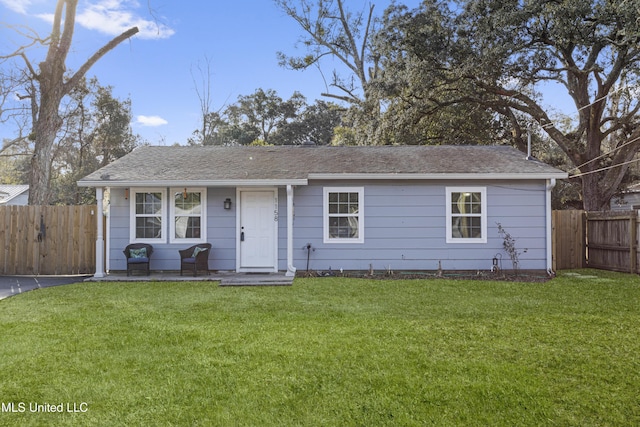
[323, 187, 364, 243]
[130, 189, 166, 243]
[446, 187, 487, 243]
[170, 188, 207, 243]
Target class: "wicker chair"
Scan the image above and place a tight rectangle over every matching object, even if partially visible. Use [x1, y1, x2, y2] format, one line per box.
[123, 243, 153, 276]
[179, 243, 212, 276]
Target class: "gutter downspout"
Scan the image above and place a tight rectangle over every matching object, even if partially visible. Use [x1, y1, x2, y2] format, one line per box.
[94, 187, 106, 278]
[546, 179, 556, 273]
[286, 185, 296, 277]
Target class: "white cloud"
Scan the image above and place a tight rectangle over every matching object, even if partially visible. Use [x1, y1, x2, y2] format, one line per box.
[0, 0, 32, 14]
[77, 0, 175, 40]
[16, 0, 174, 40]
[136, 115, 168, 127]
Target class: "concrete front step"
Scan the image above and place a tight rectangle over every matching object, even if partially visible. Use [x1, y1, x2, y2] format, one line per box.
[87, 271, 294, 286]
[219, 276, 293, 286]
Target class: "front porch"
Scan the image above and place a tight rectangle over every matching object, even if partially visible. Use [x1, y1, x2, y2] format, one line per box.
[89, 185, 298, 280]
[86, 271, 294, 286]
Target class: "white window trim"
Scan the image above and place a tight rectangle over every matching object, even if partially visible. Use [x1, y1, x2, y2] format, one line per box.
[169, 187, 207, 244]
[323, 187, 364, 244]
[129, 188, 167, 243]
[446, 187, 487, 244]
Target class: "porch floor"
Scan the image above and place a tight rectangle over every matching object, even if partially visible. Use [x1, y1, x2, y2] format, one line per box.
[86, 271, 294, 286]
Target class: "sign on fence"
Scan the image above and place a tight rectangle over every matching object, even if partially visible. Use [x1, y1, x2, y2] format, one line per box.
[0, 205, 98, 275]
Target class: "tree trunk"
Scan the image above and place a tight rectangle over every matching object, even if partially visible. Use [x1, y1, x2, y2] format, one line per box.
[29, 120, 60, 205]
[24, 0, 138, 204]
[581, 172, 608, 211]
[28, 50, 65, 205]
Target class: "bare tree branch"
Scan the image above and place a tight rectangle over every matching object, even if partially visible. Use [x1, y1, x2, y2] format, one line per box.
[64, 27, 139, 95]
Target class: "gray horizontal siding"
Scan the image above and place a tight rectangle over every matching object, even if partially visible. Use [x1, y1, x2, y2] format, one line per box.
[287, 180, 548, 272]
[106, 179, 550, 273]
[107, 187, 236, 272]
[610, 193, 640, 211]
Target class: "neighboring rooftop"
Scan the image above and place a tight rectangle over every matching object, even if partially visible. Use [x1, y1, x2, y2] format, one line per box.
[78, 145, 567, 186]
[0, 185, 29, 205]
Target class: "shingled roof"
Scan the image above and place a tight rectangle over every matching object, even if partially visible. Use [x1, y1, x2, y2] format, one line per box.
[0, 185, 29, 204]
[78, 145, 567, 187]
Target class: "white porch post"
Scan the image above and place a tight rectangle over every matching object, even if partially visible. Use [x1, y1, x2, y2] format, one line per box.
[546, 179, 556, 273]
[286, 185, 297, 277]
[94, 187, 106, 278]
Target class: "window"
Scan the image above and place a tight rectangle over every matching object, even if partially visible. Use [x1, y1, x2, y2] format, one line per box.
[130, 189, 165, 243]
[446, 187, 487, 243]
[323, 187, 364, 243]
[170, 188, 206, 243]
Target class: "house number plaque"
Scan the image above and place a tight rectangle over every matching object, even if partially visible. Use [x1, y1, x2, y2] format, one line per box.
[274, 197, 279, 221]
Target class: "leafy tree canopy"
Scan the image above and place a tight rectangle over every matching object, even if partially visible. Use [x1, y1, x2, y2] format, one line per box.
[0, 0, 138, 205]
[191, 89, 343, 146]
[374, 0, 640, 210]
[44, 77, 139, 205]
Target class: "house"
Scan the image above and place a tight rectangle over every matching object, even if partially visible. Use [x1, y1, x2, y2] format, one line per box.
[77, 145, 567, 278]
[0, 185, 29, 206]
[610, 182, 640, 211]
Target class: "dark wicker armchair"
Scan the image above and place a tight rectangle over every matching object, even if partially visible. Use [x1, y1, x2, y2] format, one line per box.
[123, 243, 153, 276]
[179, 243, 212, 276]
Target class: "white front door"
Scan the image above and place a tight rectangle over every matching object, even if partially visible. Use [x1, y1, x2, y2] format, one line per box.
[238, 189, 278, 271]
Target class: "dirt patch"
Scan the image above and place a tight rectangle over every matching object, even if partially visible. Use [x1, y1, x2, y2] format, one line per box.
[298, 270, 553, 283]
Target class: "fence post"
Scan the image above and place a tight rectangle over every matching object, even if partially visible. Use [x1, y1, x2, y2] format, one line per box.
[581, 211, 587, 268]
[552, 210, 557, 272]
[631, 213, 637, 274]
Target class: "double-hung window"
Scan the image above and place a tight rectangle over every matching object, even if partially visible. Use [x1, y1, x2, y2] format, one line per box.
[446, 187, 487, 243]
[129, 188, 207, 244]
[170, 188, 206, 243]
[323, 187, 364, 243]
[130, 189, 166, 243]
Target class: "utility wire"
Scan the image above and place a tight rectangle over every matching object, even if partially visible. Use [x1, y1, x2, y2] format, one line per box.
[566, 134, 640, 173]
[536, 84, 640, 175]
[570, 157, 640, 178]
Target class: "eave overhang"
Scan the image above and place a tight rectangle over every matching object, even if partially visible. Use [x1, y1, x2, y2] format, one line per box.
[78, 172, 569, 188]
[77, 179, 309, 188]
[307, 172, 569, 180]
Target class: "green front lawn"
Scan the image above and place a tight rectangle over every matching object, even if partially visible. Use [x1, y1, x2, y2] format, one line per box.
[0, 270, 639, 426]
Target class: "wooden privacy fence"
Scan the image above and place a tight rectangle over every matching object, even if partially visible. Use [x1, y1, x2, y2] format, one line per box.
[586, 210, 639, 274]
[0, 205, 97, 275]
[552, 209, 640, 273]
[552, 210, 586, 270]
[1, 205, 636, 275]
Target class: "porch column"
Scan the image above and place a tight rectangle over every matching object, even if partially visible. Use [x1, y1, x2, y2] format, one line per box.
[286, 185, 296, 277]
[94, 187, 106, 278]
[546, 179, 556, 273]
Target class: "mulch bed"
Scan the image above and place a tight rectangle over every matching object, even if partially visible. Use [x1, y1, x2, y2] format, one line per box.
[298, 269, 553, 283]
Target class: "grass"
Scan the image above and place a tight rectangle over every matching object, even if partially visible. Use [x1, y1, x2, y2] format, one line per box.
[0, 269, 639, 426]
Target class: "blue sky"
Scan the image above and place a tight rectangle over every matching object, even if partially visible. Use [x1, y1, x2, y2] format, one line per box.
[1, 0, 573, 146]
[1, 0, 426, 145]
